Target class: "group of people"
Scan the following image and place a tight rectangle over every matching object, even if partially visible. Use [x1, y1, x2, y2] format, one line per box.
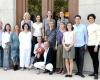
[0, 10, 100, 79]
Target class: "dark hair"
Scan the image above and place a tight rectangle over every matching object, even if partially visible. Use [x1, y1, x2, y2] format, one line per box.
[22, 23, 30, 30]
[4, 23, 11, 32]
[87, 13, 96, 20]
[66, 22, 74, 31]
[74, 15, 81, 19]
[34, 15, 42, 22]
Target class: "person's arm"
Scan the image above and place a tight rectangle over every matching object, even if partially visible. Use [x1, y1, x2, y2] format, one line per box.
[41, 24, 44, 39]
[2, 32, 5, 48]
[68, 31, 75, 48]
[94, 25, 100, 52]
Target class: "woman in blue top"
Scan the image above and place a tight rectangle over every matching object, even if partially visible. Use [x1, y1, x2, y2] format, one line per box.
[10, 25, 20, 70]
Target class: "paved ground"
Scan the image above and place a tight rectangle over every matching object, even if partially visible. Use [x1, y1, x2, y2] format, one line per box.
[0, 69, 98, 80]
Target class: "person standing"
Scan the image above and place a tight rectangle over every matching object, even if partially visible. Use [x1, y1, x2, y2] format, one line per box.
[31, 15, 44, 56]
[43, 11, 55, 34]
[57, 11, 69, 31]
[0, 21, 3, 67]
[19, 23, 32, 70]
[21, 12, 33, 31]
[2, 23, 12, 70]
[56, 22, 65, 74]
[10, 25, 20, 70]
[45, 21, 56, 48]
[62, 22, 75, 77]
[73, 15, 88, 77]
[87, 14, 100, 79]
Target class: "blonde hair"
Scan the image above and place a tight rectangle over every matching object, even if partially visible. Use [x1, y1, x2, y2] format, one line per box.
[23, 12, 30, 20]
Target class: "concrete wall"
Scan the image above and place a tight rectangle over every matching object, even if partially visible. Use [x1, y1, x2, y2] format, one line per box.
[79, 0, 100, 72]
[79, 0, 100, 24]
[0, 0, 16, 29]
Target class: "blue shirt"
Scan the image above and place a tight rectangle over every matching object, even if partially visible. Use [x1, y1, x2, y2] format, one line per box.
[73, 24, 88, 47]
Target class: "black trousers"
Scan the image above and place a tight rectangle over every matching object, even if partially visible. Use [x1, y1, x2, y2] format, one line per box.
[0, 46, 3, 67]
[31, 36, 38, 57]
[75, 45, 85, 74]
[87, 46, 99, 74]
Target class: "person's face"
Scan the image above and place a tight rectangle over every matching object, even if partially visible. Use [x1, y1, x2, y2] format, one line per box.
[60, 23, 65, 31]
[75, 17, 81, 24]
[49, 22, 54, 29]
[67, 23, 72, 31]
[47, 11, 52, 17]
[37, 37, 42, 43]
[14, 25, 19, 31]
[6, 25, 10, 32]
[44, 42, 49, 49]
[60, 12, 64, 18]
[24, 24, 28, 31]
[88, 16, 95, 24]
[36, 16, 40, 22]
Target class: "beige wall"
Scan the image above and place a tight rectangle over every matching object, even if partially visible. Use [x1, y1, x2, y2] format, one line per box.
[0, 0, 16, 28]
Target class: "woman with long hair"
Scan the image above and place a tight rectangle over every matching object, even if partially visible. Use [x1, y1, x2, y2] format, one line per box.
[10, 25, 20, 70]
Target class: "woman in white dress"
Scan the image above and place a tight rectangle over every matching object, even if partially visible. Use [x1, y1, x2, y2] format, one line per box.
[19, 23, 32, 70]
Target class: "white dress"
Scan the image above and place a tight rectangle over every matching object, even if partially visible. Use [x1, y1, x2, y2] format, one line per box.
[19, 31, 32, 67]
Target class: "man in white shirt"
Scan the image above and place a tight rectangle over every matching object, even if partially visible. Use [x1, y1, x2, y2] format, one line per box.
[34, 41, 54, 75]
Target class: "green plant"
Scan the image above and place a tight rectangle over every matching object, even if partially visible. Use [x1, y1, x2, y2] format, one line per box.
[28, 0, 42, 16]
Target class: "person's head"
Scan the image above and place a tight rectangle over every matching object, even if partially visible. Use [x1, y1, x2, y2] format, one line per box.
[74, 15, 81, 24]
[59, 11, 64, 18]
[59, 22, 65, 31]
[87, 13, 96, 24]
[49, 21, 55, 29]
[47, 10, 52, 18]
[37, 36, 42, 43]
[0, 21, 3, 30]
[23, 12, 30, 20]
[44, 41, 49, 49]
[35, 15, 41, 22]
[66, 22, 74, 31]
[4, 23, 11, 32]
[13, 25, 20, 32]
[22, 23, 30, 31]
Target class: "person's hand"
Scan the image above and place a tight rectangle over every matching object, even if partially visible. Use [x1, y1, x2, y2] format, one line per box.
[94, 46, 98, 52]
[65, 47, 70, 52]
[37, 54, 40, 58]
[85, 44, 87, 51]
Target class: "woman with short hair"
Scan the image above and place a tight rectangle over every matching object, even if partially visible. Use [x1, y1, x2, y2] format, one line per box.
[19, 23, 32, 70]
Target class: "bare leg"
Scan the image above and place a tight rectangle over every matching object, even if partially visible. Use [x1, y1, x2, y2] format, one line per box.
[69, 59, 73, 75]
[65, 59, 70, 75]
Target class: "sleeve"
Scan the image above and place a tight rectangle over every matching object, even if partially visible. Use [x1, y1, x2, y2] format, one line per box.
[84, 25, 88, 45]
[34, 44, 37, 55]
[95, 25, 100, 46]
[21, 20, 24, 30]
[2, 32, 5, 48]
[10, 33, 13, 46]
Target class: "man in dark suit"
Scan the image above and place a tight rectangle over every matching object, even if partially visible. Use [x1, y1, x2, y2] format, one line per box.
[34, 41, 54, 75]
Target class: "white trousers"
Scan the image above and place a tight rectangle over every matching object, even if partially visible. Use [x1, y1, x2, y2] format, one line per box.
[20, 48, 31, 68]
[34, 62, 53, 71]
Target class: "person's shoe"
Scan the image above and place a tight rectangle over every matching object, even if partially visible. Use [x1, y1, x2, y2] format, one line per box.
[75, 72, 79, 75]
[65, 75, 69, 77]
[79, 74, 85, 78]
[4, 68, 8, 71]
[49, 71, 53, 75]
[94, 74, 98, 79]
[69, 75, 73, 77]
[43, 69, 48, 73]
[88, 73, 95, 76]
[20, 67, 24, 71]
